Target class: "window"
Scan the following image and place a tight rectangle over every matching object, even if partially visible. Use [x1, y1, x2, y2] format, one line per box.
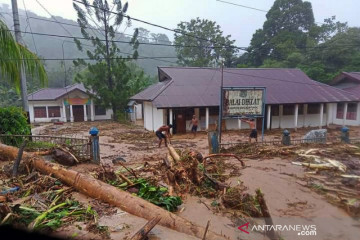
[283, 105, 294, 116]
[48, 106, 60, 117]
[336, 103, 344, 119]
[271, 105, 279, 116]
[347, 103, 357, 120]
[307, 104, 320, 114]
[95, 105, 106, 116]
[34, 107, 46, 118]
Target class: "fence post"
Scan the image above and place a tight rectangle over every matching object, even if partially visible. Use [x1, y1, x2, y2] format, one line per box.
[282, 129, 291, 146]
[341, 126, 349, 143]
[208, 131, 219, 154]
[89, 127, 100, 164]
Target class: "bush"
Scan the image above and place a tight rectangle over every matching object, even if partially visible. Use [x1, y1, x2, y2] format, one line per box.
[0, 107, 31, 146]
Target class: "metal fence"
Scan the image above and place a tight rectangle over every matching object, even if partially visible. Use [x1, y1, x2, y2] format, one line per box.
[0, 134, 90, 159]
[219, 136, 347, 149]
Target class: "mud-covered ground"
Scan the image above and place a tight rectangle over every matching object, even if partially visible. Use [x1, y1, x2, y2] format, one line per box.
[8, 121, 357, 239]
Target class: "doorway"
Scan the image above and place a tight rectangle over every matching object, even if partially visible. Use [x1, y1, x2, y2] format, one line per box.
[72, 105, 84, 122]
[174, 110, 186, 133]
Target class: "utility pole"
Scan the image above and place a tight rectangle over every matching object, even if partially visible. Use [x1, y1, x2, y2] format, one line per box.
[218, 60, 224, 144]
[11, 0, 29, 113]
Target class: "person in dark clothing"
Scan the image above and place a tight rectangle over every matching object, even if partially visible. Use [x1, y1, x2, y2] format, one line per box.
[155, 124, 173, 147]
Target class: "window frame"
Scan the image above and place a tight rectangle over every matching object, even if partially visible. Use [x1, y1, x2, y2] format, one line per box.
[95, 105, 106, 116]
[47, 106, 61, 118]
[34, 107, 47, 118]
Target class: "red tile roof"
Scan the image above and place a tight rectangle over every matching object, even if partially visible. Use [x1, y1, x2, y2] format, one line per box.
[131, 67, 359, 108]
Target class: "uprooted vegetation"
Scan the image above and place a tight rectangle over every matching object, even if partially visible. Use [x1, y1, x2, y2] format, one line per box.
[0, 173, 108, 238]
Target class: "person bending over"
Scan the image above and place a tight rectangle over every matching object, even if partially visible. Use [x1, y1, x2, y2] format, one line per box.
[155, 124, 173, 147]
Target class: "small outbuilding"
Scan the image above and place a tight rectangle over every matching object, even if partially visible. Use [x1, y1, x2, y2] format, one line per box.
[131, 67, 360, 133]
[28, 83, 113, 123]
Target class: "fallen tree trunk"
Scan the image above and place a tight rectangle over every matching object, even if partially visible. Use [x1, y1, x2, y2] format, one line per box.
[0, 143, 227, 240]
[167, 145, 180, 162]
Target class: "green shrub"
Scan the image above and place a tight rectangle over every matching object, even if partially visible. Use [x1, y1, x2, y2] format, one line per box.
[0, 107, 31, 146]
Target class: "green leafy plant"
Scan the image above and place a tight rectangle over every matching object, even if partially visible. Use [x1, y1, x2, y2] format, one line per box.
[0, 107, 31, 146]
[113, 178, 182, 212]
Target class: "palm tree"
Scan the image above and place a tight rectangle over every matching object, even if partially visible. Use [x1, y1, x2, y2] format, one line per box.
[0, 19, 47, 92]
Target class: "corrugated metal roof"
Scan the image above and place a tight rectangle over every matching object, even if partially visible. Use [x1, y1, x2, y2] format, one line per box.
[131, 67, 359, 108]
[28, 83, 88, 101]
[130, 80, 172, 101]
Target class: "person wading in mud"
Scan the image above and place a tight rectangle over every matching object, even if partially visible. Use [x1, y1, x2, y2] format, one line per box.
[241, 118, 257, 143]
[189, 115, 198, 138]
[155, 124, 173, 148]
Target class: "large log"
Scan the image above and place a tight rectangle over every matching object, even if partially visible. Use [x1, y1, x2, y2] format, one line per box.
[167, 145, 180, 162]
[0, 144, 227, 240]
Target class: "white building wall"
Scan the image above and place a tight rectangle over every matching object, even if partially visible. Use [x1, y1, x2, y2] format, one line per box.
[29, 100, 64, 123]
[143, 101, 164, 131]
[332, 103, 360, 126]
[135, 104, 143, 120]
[29, 89, 113, 123]
[94, 109, 113, 120]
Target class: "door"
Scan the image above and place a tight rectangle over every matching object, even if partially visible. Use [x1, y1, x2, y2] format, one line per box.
[72, 105, 84, 122]
[175, 111, 186, 133]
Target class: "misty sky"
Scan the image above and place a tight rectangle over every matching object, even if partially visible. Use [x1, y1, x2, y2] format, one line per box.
[1, 0, 359, 49]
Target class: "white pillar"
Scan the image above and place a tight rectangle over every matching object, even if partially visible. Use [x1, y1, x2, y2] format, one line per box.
[326, 103, 331, 126]
[343, 103, 348, 126]
[62, 101, 67, 122]
[267, 105, 271, 130]
[84, 105, 88, 121]
[70, 105, 74, 122]
[169, 108, 173, 134]
[90, 100, 95, 121]
[304, 104, 308, 127]
[279, 105, 283, 128]
[319, 103, 324, 129]
[238, 118, 242, 129]
[205, 108, 209, 130]
[45, 106, 49, 119]
[294, 104, 299, 131]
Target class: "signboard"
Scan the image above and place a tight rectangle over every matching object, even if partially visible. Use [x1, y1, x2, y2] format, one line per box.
[64, 98, 90, 106]
[223, 89, 264, 117]
[218, 87, 266, 143]
[223, 88, 265, 118]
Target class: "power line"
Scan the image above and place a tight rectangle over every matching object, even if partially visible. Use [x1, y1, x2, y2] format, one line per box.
[72, 0, 243, 50]
[7, 29, 359, 51]
[216, 0, 324, 25]
[22, 0, 38, 54]
[0, 56, 178, 61]
[216, 0, 267, 12]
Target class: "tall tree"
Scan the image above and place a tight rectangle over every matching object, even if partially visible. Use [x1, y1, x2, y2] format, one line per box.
[0, 19, 47, 92]
[247, 0, 315, 66]
[72, 0, 140, 119]
[174, 18, 237, 67]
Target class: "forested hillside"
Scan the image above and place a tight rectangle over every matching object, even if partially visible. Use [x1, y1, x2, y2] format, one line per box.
[0, 3, 176, 87]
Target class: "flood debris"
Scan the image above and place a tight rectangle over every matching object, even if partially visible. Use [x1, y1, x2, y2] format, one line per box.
[0, 143, 228, 240]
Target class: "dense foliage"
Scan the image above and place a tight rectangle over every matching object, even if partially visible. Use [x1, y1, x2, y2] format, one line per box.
[174, 18, 238, 67]
[239, 0, 360, 82]
[0, 107, 31, 146]
[0, 19, 47, 92]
